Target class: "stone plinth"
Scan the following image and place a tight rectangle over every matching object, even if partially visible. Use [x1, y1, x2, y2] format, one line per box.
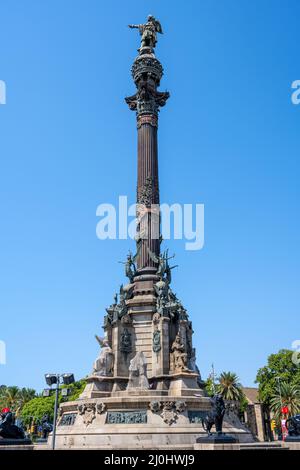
[0, 444, 34, 450]
[194, 427, 243, 450]
[196, 433, 238, 445]
[168, 373, 202, 397]
[51, 392, 254, 449]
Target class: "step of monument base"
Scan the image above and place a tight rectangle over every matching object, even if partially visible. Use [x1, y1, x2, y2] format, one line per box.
[0, 438, 32, 446]
[282, 440, 300, 450]
[0, 444, 34, 450]
[52, 429, 253, 450]
[0, 438, 33, 451]
[194, 442, 286, 451]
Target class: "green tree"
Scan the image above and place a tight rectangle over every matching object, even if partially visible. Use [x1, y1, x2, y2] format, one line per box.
[204, 376, 215, 397]
[270, 382, 300, 420]
[16, 388, 37, 416]
[21, 396, 57, 427]
[62, 379, 86, 401]
[255, 349, 300, 405]
[20, 379, 86, 427]
[216, 371, 243, 401]
[18, 388, 37, 404]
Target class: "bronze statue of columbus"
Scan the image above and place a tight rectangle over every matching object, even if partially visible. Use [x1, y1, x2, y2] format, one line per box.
[128, 15, 163, 51]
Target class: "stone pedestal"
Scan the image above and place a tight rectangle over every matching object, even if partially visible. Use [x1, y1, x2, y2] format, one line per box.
[196, 433, 238, 444]
[168, 373, 202, 397]
[52, 390, 254, 449]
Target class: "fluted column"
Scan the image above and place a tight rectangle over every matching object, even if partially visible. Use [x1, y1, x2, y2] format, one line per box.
[125, 51, 169, 272]
[136, 117, 159, 269]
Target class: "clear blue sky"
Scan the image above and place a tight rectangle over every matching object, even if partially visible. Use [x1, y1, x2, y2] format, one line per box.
[1, 0, 299, 392]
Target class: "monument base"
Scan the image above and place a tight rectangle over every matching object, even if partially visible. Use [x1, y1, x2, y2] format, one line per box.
[51, 392, 254, 450]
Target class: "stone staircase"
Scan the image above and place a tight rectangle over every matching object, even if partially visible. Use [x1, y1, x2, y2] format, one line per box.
[239, 442, 286, 450]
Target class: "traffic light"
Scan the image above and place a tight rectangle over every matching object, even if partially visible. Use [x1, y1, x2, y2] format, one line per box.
[271, 419, 276, 431]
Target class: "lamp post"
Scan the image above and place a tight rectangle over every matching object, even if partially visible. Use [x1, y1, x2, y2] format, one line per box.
[275, 376, 283, 413]
[211, 363, 216, 394]
[44, 373, 75, 450]
[209, 363, 216, 395]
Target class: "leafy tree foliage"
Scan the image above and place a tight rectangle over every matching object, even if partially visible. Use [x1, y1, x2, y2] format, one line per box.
[255, 349, 300, 404]
[204, 376, 215, 397]
[60, 379, 86, 401]
[21, 396, 57, 426]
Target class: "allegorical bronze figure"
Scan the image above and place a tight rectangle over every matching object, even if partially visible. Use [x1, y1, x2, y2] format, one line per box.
[119, 251, 137, 283]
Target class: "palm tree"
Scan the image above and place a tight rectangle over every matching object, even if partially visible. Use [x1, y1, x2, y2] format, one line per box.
[0, 386, 20, 411]
[16, 388, 37, 416]
[18, 388, 36, 405]
[0, 385, 7, 409]
[270, 382, 300, 420]
[216, 371, 243, 401]
[0, 386, 37, 416]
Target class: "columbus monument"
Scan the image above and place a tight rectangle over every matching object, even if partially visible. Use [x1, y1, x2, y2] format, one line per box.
[54, 16, 252, 449]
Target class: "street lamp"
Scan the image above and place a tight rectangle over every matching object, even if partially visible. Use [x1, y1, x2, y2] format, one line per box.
[211, 363, 216, 395]
[45, 374, 59, 387]
[61, 388, 71, 397]
[44, 373, 75, 450]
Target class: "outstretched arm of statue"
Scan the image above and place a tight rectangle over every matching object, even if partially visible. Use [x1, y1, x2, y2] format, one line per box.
[128, 24, 140, 29]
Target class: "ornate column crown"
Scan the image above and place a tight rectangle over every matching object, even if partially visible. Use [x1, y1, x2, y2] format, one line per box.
[125, 15, 170, 124]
